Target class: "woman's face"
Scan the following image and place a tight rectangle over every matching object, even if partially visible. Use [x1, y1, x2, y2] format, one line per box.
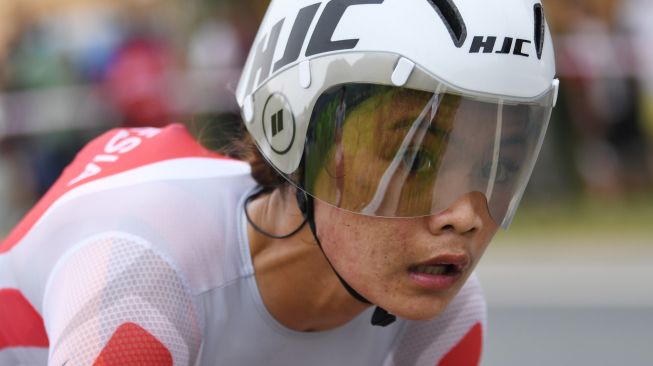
[314, 191, 498, 320]
[308, 88, 506, 319]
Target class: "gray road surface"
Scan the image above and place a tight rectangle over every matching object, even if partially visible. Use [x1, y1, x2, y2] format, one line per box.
[477, 239, 653, 366]
[482, 306, 653, 366]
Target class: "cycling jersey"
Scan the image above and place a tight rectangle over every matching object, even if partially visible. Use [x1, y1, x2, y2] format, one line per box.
[0, 124, 486, 365]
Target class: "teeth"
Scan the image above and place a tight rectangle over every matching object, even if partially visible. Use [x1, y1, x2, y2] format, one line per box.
[413, 264, 449, 275]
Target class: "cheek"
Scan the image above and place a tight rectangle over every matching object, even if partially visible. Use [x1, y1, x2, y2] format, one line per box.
[316, 210, 367, 273]
[315, 206, 397, 293]
[315, 206, 425, 310]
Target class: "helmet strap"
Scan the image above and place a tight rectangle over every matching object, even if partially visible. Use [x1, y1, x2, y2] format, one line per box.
[295, 189, 397, 327]
[244, 187, 308, 239]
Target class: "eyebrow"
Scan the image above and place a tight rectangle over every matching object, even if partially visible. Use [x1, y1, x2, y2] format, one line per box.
[390, 118, 451, 139]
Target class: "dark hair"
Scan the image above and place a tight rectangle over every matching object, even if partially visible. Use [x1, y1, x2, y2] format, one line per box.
[239, 133, 288, 191]
[191, 113, 287, 192]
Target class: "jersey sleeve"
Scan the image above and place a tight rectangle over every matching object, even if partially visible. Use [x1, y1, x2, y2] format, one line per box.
[42, 232, 203, 366]
[385, 274, 487, 366]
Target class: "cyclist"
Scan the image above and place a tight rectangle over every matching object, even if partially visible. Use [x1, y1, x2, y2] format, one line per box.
[0, 0, 557, 364]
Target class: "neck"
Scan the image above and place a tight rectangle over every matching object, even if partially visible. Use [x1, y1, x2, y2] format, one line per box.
[246, 188, 370, 332]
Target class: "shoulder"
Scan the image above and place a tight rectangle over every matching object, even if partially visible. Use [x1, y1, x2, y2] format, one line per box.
[1, 124, 251, 255]
[64, 124, 242, 187]
[43, 231, 203, 366]
[389, 274, 486, 366]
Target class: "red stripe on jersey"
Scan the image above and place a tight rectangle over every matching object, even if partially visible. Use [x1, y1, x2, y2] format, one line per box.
[93, 323, 172, 366]
[437, 322, 483, 366]
[1, 124, 228, 254]
[0, 289, 49, 350]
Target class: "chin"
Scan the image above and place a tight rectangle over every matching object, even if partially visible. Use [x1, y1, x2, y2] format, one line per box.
[385, 296, 453, 321]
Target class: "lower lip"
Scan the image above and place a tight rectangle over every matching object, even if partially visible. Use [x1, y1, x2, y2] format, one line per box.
[408, 271, 462, 291]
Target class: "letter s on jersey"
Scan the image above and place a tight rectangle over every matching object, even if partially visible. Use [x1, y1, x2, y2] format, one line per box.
[105, 130, 142, 154]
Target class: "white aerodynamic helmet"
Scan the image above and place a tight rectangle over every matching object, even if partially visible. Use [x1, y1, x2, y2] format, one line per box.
[236, 0, 559, 228]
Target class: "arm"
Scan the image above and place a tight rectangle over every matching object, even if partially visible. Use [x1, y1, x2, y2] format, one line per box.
[42, 233, 203, 366]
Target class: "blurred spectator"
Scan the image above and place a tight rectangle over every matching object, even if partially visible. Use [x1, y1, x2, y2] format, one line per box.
[104, 33, 177, 127]
[621, 0, 653, 173]
[0, 139, 37, 235]
[553, 0, 651, 197]
[5, 22, 76, 90]
[58, 6, 123, 83]
[189, 18, 240, 70]
[220, 0, 269, 60]
[2, 14, 86, 196]
[0, 143, 15, 234]
[185, 15, 242, 115]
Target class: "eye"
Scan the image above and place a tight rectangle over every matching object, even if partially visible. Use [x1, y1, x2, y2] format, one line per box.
[483, 158, 519, 183]
[403, 147, 435, 174]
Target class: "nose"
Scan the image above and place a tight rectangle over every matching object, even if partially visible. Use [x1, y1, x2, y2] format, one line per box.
[426, 192, 490, 235]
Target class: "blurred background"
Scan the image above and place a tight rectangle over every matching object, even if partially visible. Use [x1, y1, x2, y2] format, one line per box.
[0, 0, 650, 364]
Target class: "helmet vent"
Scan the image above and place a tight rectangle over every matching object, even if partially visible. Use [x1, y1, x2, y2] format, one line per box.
[427, 0, 467, 48]
[534, 3, 545, 60]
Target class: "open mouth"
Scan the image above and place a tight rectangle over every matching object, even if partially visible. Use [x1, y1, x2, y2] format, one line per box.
[407, 257, 469, 290]
[409, 263, 461, 276]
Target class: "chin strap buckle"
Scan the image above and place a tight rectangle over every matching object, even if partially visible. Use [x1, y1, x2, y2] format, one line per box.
[371, 307, 397, 327]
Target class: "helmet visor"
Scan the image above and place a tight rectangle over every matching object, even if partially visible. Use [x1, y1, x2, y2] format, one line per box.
[289, 83, 554, 228]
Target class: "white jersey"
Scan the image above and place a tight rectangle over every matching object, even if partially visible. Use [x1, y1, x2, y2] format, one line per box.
[0, 125, 486, 366]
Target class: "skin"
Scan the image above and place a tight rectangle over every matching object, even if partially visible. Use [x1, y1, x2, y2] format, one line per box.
[246, 88, 508, 331]
[247, 187, 498, 332]
[247, 189, 371, 332]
